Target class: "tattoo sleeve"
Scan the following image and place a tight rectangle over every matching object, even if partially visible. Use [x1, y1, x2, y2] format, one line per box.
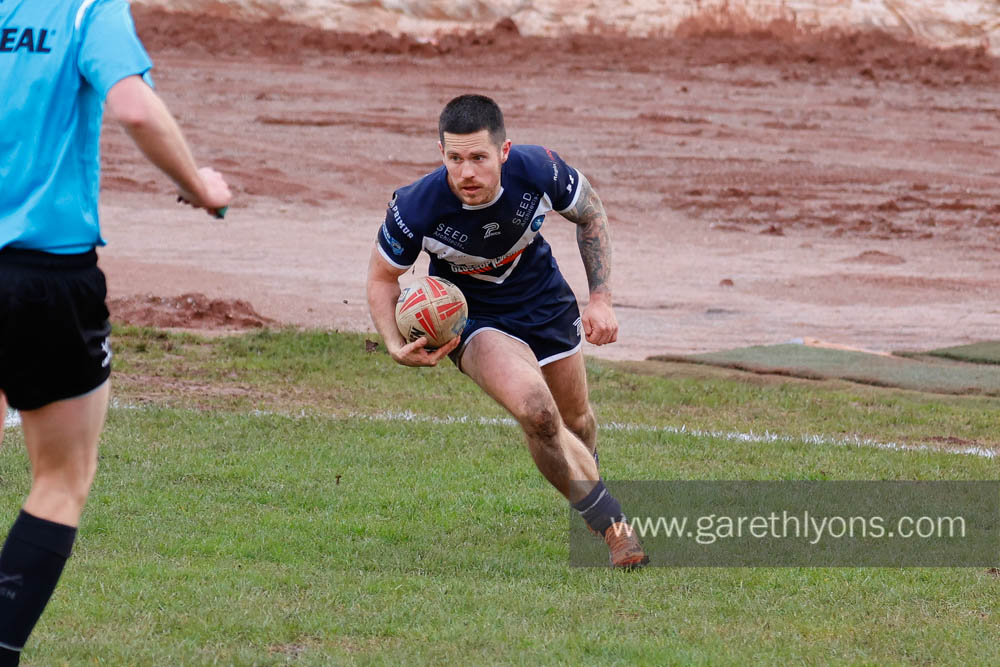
[562, 172, 612, 296]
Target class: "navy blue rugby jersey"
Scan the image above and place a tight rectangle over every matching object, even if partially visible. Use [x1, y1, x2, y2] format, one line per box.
[376, 144, 582, 313]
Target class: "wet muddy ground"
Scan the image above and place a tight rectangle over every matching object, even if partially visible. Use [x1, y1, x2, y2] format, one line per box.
[96, 9, 1000, 359]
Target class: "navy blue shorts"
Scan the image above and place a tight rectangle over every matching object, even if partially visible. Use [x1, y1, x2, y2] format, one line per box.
[450, 298, 582, 370]
[0, 248, 112, 411]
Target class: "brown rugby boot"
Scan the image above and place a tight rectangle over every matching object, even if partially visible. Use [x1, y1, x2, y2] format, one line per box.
[604, 521, 650, 569]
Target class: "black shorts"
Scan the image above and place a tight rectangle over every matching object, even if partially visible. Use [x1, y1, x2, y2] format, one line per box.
[0, 248, 112, 411]
[450, 298, 583, 371]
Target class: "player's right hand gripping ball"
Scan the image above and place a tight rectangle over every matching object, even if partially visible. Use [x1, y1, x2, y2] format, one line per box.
[395, 276, 468, 349]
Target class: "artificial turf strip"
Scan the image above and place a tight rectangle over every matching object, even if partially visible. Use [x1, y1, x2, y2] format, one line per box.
[652, 344, 1000, 396]
[916, 341, 1000, 366]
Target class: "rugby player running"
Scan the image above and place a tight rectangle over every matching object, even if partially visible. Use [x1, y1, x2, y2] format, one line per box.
[0, 1, 231, 663]
[366, 95, 648, 569]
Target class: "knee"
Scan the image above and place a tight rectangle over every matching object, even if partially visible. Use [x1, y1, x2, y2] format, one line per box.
[564, 405, 596, 441]
[516, 389, 561, 442]
[33, 457, 98, 509]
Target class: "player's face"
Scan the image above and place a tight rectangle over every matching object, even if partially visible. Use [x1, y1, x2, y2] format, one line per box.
[440, 130, 511, 207]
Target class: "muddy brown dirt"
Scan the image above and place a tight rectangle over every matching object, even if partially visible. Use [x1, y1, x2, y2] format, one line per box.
[97, 8, 1000, 359]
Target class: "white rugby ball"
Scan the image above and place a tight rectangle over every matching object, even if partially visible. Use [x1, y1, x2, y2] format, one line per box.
[395, 276, 468, 348]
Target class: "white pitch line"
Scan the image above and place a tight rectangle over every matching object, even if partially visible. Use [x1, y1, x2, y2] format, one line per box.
[4, 405, 996, 459]
[359, 410, 998, 460]
[602, 421, 1000, 460]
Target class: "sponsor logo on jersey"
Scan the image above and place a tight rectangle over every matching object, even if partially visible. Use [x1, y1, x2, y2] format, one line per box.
[513, 192, 539, 226]
[530, 215, 545, 232]
[382, 224, 404, 255]
[434, 223, 469, 247]
[388, 197, 414, 239]
[451, 245, 528, 275]
[0, 28, 54, 54]
[482, 222, 501, 239]
[541, 148, 560, 181]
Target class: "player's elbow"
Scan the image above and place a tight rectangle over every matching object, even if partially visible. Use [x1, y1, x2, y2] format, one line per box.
[108, 98, 154, 129]
[105, 76, 157, 129]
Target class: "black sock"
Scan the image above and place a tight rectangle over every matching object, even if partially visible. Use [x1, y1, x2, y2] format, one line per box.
[571, 480, 625, 536]
[0, 511, 77, 658]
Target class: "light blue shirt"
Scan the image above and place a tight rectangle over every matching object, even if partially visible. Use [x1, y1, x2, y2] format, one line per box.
[0, 0, 153, 254]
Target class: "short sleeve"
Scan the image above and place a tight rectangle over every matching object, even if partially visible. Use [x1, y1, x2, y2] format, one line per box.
[516, 145, 581, 213]
[77, 0, 154, 99]
[376, 193, 422, 269]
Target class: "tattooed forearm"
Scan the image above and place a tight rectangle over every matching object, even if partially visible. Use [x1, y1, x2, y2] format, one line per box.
[564, 172, 612, 296]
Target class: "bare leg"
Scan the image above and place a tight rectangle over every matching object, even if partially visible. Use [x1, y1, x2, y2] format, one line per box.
[460, 331, 597, 502]
[541, 350, 597, 455]
[0, 392, 6, 450]
[20, 382, 109, 527]
[0, 382, 109, 658]
[460, 335, 648, 567]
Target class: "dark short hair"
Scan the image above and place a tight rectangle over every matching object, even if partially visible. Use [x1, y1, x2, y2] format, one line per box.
[438, 94, 506, 147]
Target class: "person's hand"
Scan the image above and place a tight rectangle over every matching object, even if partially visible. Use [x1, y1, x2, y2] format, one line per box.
[177, 167, 232, 217]
[390, 335, 461, 367]
[581, 293, 618, 345]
